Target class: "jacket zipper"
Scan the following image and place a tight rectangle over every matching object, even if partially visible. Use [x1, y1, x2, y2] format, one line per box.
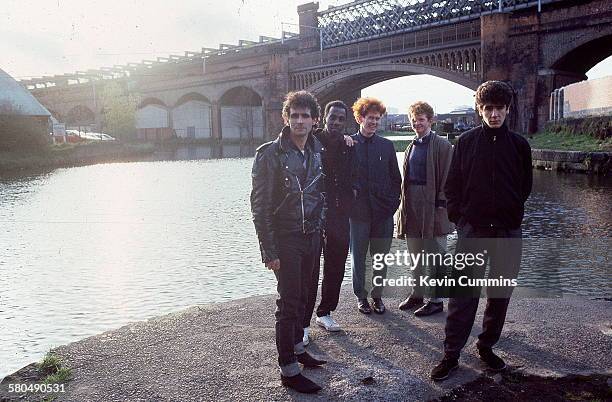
[491, 135, 496, 228]
[296, 177, 305, 233]
[298, 172, 323, 233]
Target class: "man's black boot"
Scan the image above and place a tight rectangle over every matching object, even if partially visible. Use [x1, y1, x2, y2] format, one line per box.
[281, 373, 322, 393]
[371, 298, 386, 314]
[358, 299, 372, 314]
[297, 351, 327, 367]
[478, 347, 506, 371]
[430, 357, 459, 381]
[414, 301, 443, 317]
[398, 295, 424, 310]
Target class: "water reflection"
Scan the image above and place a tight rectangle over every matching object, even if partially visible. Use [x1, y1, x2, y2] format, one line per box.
[148, 143, 257, 161]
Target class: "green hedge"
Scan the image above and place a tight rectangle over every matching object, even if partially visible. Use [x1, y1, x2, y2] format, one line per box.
[544, 116, 611, 141]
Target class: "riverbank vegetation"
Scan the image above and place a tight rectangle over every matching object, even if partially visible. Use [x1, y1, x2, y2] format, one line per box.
[159, 137, 266, 146]
[530, 116, 612, 152]
[529, 131, 612, 152]
[0, 141, 155, 173]
[38, 352, 71, 384]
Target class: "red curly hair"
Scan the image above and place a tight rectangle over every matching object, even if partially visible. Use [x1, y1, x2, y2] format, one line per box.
[351, 97, 386, 122]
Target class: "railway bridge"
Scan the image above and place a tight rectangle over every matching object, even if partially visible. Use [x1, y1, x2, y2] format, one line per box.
[23, 0, 612, 140]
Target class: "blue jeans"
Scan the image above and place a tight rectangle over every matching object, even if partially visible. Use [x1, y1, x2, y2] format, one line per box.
[349, 216, 394, 300]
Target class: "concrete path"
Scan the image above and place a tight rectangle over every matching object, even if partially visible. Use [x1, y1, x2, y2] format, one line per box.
[2, 289, 611, 401]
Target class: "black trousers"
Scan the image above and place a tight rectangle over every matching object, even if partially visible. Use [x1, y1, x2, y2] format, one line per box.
[275, 232, 320, 367]
[303, 207, 350, 328]
[444, 222, 522, 359]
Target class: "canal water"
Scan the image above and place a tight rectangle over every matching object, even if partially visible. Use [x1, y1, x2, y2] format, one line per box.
[1, 145, 610, 379]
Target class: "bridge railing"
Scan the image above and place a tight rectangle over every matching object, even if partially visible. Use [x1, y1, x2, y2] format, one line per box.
[318, 0, 562, 48]
[290, 19, 480, 71]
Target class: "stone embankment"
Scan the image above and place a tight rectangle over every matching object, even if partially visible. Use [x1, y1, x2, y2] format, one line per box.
[532, 149, 611, 174]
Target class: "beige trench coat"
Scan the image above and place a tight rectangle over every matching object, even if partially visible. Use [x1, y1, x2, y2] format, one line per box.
[396, 132, 454, 238]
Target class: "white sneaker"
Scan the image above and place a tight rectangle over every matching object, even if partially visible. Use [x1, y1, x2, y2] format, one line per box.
[302, 327, 310, 346]
[316, 315, 341, 332]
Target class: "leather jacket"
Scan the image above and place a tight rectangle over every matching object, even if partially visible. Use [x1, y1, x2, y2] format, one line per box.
[251, 126, 326, 263]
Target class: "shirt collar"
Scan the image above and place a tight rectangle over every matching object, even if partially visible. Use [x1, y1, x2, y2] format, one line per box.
[414, 130, 432, 144]
[357, 132, 376, 144]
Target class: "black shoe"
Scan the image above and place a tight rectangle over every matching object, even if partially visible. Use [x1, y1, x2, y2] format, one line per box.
[478, 348, 506, 371]
[371, 298, 386, 314]
[281, 373, 322, 393]
[297, 351, 327, 367]
[430, 357, 459, 381]
[414, 301, 443, 317]
[398, 296, 424, 311]
[358, 299, 372, 314]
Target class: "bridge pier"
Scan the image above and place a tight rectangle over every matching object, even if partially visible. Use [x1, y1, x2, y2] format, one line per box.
[263, 99, 283, 141]
[211, 102, 222, 141]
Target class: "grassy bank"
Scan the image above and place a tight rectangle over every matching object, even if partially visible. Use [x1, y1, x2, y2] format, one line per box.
[379, 130, 413, 137]
[0, 141, 155, 173]
[529, 131, 612, 152]
[0, 351, 72, 401]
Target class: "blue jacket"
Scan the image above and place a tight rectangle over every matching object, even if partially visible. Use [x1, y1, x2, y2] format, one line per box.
[350, 132, 401, 222]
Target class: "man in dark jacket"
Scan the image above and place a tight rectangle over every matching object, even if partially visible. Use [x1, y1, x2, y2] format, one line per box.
[350, 97, 402, 315]
[431, 81, 533, 381]
[303, 101, 355, 340]
[250, 91, 328, 394]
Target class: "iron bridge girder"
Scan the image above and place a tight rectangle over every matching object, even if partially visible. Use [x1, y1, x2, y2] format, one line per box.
[318, 0, 562, 48]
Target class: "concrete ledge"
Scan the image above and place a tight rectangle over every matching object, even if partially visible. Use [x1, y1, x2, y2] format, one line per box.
[1, 288, 610, 401]
[532, 149, 611, 173]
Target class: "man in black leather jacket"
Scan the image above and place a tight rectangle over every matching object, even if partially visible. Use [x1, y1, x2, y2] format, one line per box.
[250, 91, 327, 394]
[431, 81, 533, 381]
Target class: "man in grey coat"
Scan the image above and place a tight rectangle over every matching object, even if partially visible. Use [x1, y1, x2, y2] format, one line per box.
[397, 101, 453, 316]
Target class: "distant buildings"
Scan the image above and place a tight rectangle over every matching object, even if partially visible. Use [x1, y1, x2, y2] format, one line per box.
[0, 68, 51, 150]
[436, 105, 477, 130]
[383, 105, 477, 132]
[550, 76, 612, 120]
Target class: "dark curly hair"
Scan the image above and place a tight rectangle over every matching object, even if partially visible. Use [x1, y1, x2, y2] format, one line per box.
[282, 91, 321, 121]
[324, 100, 349, 120]
[475, 81, 514, 108]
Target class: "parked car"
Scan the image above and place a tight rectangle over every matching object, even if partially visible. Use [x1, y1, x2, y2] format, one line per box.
[65, 130, 116, 141]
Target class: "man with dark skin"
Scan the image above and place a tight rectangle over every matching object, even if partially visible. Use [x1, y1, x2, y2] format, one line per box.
[303, 101, 355, 342]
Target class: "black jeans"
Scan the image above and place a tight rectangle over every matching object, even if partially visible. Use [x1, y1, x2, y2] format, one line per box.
[304, 207, 350, 328]
[444, 222, 522, 359]
[274, 231, 320, 372]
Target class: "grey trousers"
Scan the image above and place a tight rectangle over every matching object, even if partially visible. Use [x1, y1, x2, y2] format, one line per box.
[404, 184, 447, 302]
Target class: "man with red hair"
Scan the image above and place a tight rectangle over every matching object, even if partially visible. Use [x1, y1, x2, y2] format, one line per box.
[349, 97, 401, 315]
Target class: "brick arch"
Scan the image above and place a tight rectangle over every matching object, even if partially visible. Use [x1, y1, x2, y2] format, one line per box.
[174, 92, 212, 108]
[138, 97, 168, 109]
[306, 62, 479, 101]
[549, 33, 612, 76]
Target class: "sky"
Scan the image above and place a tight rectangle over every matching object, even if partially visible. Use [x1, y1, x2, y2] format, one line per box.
[2, 0, 611, 113]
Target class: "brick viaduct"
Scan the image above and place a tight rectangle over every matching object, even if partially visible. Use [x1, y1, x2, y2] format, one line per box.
[22, 0, 612, 140]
